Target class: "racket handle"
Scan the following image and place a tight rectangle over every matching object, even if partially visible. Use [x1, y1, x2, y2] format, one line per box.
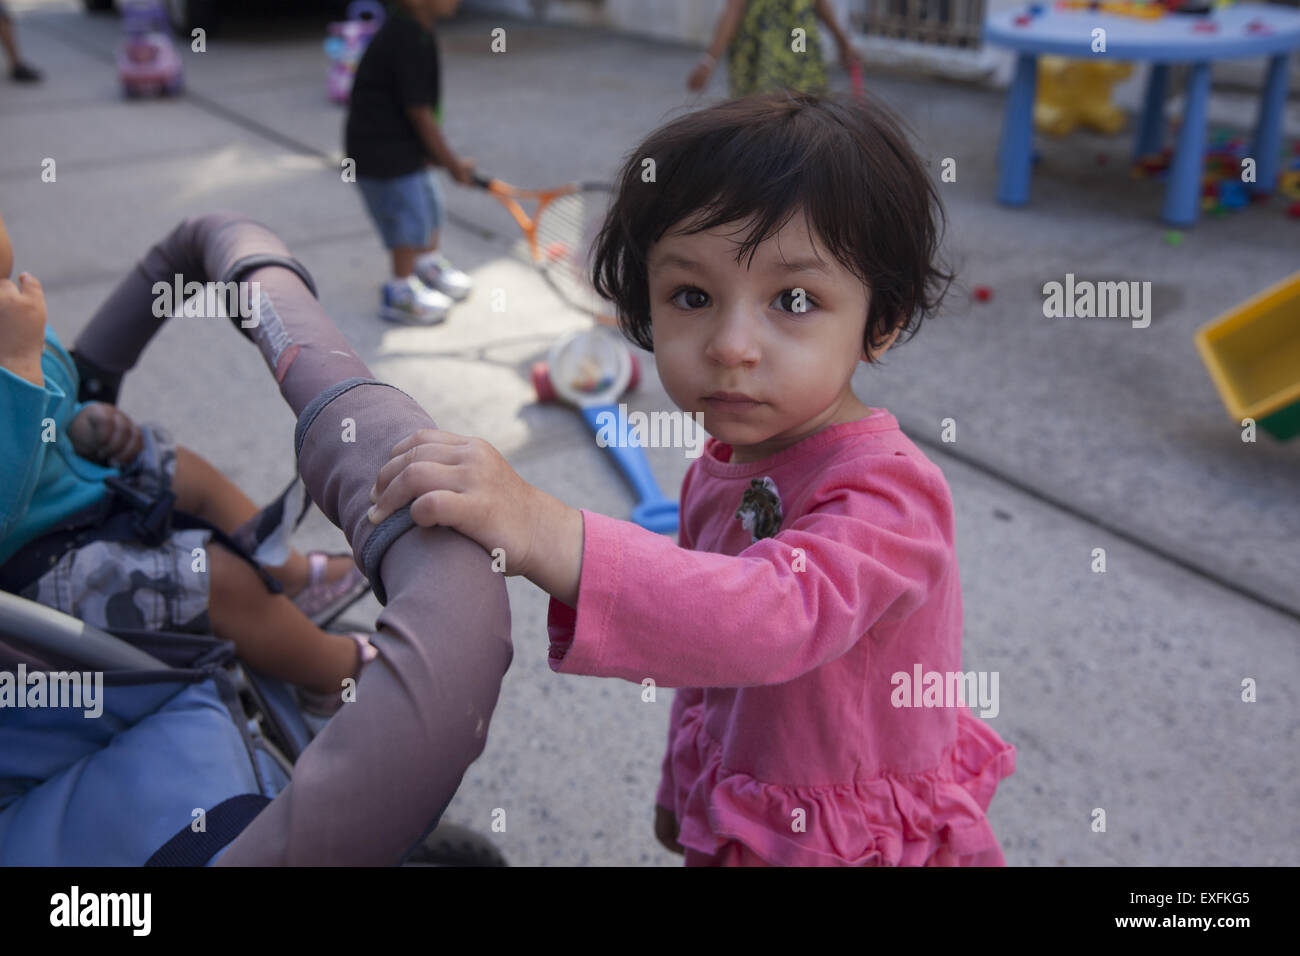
[580, 404, 679, 525]
[470, 170, 494, 189]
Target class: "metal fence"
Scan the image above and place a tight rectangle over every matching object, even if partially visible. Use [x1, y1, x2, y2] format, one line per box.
[855, 0, 988, 49]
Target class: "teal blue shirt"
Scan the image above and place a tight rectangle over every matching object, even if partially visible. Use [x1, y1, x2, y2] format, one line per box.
[0, 326, 119, 567]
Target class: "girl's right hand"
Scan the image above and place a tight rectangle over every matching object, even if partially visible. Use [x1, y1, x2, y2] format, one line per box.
[0, 272, 47, 385]
[655, 804, 684, 855]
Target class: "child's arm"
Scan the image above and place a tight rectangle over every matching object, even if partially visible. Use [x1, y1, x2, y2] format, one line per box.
[386, 22, 474, 184]
[813, 0, 859, 67]
[405, 106, 475, 185]
[371, 430, 952, 688]
[0, 273, 55, 541]
[687, 0, 747, 91]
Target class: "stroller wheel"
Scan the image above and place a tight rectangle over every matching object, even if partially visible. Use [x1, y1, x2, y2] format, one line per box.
[403, 821, 507, 867]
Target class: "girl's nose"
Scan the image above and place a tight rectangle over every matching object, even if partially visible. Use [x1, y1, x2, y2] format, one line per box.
[704, 307, 761, 367]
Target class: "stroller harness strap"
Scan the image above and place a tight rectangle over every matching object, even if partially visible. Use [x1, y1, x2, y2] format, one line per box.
[145, 793, 273, 866]
[0, 481, 279, 597]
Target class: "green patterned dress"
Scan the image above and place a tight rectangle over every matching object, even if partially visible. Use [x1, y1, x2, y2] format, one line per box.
[726, 0, 829, 98]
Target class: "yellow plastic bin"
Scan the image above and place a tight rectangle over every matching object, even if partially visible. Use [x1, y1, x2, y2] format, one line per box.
[1195, 270, 1300, 441]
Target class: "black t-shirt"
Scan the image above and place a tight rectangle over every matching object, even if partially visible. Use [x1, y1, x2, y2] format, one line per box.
[344, 5, 441, 179]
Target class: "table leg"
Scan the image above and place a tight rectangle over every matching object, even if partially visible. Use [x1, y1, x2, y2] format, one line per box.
[997, 52, 1037, 206]
[1248, 54, 1288, 195]
[1134, 62, 1168, 161]
[1164, 61, 1210, 227]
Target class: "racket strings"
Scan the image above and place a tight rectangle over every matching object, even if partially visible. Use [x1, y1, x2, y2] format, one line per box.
[535, 192, 609, 307]
[535, 194, 589, 249]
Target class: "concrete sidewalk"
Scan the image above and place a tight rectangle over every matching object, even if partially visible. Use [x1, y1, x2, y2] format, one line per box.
[1, 0, 1296, 866]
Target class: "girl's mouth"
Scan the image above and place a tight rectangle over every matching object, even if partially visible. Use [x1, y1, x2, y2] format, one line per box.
[704, 391, 759, 405]
[703, 396, 761, 413]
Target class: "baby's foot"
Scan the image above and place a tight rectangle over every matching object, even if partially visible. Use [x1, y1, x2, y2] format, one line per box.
[291, 552, 370, 625]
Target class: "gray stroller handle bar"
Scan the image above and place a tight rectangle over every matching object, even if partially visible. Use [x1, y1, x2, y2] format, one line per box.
[0, 590, 165, 672]
[72, 214, 512, 865]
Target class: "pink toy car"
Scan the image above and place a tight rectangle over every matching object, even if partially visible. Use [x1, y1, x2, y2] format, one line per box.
[324, 0, 384, 105]
[117, 0, 183, 97]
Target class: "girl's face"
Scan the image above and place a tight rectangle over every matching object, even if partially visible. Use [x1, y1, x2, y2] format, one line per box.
[648, 214, 893, 464]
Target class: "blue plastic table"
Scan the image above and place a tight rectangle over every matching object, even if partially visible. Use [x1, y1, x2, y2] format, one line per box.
[984, 4, 1300, 225]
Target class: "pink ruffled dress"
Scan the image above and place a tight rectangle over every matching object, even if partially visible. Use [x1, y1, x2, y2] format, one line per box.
[547, 410, 1015, 866]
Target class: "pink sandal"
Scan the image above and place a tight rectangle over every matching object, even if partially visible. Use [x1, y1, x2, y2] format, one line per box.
[292, 551, 370, 625]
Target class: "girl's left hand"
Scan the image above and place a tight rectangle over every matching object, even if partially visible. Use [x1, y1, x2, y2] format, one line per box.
[368, 429, 545, 578]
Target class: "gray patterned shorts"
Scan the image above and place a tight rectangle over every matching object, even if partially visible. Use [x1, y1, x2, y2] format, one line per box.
[21, 425, 214, 634]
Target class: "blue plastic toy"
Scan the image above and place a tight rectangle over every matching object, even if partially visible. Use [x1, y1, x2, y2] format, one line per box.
[532, 327, 679, 535]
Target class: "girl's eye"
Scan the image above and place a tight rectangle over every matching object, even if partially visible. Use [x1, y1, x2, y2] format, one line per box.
[670, 287, 710, 310]
[774, 289, 818, 314]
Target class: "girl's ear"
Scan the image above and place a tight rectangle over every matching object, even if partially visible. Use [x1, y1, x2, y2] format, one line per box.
[863, 325, 903, 362]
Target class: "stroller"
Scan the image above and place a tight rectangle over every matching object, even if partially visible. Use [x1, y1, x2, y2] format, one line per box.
[0, 214, 514, 866]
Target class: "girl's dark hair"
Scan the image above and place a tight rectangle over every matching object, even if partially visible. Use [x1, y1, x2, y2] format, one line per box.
[591, 90, 953, 358]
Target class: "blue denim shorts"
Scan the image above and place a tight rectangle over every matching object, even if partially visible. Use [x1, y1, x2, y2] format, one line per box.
[356, 167, 445, 250]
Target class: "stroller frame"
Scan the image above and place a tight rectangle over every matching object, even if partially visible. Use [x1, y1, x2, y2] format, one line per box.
[1, 213, 514, 866]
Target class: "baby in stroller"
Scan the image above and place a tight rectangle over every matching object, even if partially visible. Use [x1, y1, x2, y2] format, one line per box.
[2, 209, 514, 866]
[0, 209, 374, 715]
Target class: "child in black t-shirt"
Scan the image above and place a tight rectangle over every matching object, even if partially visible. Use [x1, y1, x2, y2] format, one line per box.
[345, 0, 475, 325]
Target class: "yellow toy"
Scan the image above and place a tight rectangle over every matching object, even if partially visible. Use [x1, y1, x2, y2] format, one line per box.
[1054, 0, 1166, 17]
[1034, 57, 1134, 136]
[1280, 170, 1300, 200]
[1195, 270, 1300, 441]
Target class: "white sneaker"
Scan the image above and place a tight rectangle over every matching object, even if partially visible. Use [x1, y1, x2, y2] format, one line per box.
[415, 251, 472, 302]
[379, 276, 453, 325]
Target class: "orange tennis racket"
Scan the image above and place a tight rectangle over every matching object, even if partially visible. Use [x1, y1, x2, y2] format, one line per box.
[470, 172, 618, 326]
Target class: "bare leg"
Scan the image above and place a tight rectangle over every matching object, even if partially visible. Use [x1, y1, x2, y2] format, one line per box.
[171, 445, 349, 595]
[391, 246, 417, 278]
[392, 223, 441, 278]
[207, 544, 359, 694]
[407, 232, 441, 282]
[0, 18, 20, 68]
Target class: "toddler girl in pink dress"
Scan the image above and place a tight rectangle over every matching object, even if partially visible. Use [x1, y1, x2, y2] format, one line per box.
[369, 90, 1016, 866]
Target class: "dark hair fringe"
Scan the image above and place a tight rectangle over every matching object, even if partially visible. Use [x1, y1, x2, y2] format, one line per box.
[591, 90, 954, 359]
